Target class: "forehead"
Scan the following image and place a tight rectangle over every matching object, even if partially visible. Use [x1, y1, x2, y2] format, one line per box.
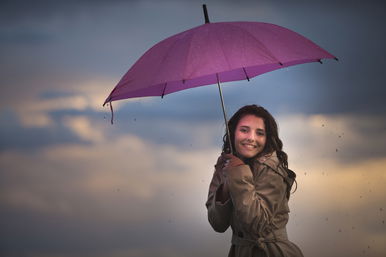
[237, 114, 265, 129]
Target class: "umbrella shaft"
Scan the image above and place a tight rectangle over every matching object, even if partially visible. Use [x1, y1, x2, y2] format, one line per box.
[217, 78, 233, 154]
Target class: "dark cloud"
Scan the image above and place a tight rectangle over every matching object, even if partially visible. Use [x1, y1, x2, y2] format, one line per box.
[1, 1, 386, 256]
[0, 110, 86, 152]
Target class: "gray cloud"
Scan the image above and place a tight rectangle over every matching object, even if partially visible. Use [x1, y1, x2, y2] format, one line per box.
[0, 110, 85, 151]
[1, 1, 386, 256]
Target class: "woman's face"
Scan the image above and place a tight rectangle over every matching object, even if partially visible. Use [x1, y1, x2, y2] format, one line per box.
[234, 114, 267, 159]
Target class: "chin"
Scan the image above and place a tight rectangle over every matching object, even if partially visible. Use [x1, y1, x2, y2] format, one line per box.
[238, 151, 257, 159]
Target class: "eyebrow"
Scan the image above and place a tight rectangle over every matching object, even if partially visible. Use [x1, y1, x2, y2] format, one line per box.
[239, 125, 265, 132]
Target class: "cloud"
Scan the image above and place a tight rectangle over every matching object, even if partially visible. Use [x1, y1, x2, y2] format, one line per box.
[278, 113, 386, 164]
[1, 112, 386, 256]
[288, 157, 386, 257]
[1, 0, 386, 256]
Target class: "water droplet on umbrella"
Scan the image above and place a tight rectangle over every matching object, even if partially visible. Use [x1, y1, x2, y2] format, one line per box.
[336, 148, 339, 152]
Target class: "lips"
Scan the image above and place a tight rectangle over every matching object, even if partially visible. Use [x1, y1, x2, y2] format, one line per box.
[241, 143, 257, 149]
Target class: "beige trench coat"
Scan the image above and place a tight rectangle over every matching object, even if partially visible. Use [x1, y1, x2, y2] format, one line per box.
[206, 152, 304, 257]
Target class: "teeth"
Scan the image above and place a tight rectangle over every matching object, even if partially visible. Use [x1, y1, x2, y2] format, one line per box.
[243, 144, 256, 149]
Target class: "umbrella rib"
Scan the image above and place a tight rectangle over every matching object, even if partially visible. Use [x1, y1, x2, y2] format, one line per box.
[227, 22, 283, 65]
[161, 82, 167, 98]
[243, 67, 250, 81]
[152, 35, 188, 89]
[182, 30, 196, 84]
[213, 28, 233, 76]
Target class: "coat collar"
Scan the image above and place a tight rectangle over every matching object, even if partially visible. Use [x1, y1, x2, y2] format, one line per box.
[255, 151, 279, 170]
[255, 151, 289, 179]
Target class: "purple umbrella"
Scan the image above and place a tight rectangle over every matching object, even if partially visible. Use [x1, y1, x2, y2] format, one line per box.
[104, 5, 337, 152]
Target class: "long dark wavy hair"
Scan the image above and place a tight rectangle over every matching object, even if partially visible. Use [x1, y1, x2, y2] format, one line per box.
[222, 105, 297, 196]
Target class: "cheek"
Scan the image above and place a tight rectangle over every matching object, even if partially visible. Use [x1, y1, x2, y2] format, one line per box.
[260, 137, 267, 147]
[234, 132, 243, 142]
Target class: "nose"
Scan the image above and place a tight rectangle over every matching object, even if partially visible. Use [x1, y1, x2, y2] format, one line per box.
[246, 131, 256, 142]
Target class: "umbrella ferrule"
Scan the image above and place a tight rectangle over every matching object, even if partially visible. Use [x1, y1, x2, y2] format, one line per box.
[203, 4, 210, 24]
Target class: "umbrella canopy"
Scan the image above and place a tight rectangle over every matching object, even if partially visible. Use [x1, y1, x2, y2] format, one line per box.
[103, 5, 337, 152]
[103, 20, 336, 105]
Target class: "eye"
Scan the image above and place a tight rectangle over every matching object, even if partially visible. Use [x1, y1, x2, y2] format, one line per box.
[256, 130, 265, 136]
[239, 127, 248, 133]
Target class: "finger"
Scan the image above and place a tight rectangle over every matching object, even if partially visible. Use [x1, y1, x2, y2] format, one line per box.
[223, 153, 235, 160]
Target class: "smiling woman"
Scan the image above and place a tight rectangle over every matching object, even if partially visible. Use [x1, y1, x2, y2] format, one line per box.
[206, 105, 303, 257]
[234, 115, 267, 159]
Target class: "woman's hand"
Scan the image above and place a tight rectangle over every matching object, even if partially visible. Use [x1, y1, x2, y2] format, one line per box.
[222, 153, 245, 169]
[214, 153, 245, 203]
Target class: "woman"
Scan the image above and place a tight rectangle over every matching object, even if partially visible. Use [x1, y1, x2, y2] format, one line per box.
[206, 105, 303, 257]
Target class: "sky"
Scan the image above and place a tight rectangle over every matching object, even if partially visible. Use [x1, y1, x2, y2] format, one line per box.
[0, 0, 385, 256]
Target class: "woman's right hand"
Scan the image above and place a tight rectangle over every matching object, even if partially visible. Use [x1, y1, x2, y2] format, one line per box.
[214, 153, 230, 202]
[214, 153, 227, 182]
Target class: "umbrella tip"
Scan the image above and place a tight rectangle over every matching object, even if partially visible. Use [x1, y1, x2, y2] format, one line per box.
[203, 4, 210, 24]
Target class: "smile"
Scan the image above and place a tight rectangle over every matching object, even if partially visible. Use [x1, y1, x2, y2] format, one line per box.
[241, 143, 257, 149]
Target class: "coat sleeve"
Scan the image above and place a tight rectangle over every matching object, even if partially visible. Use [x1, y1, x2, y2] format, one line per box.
[226, 164, 286, 235]
[205, 169, 232, 233]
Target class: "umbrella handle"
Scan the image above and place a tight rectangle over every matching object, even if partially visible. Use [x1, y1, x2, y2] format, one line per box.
[216, 74, 233, 155]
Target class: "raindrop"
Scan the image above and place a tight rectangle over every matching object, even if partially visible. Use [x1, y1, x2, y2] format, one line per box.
[325, 217, 329, 221]
[304, 172, 307, 176]
[336, 148, 339, 152]
[382, 220, 384, 224]
[134, 118, 137, 122]
[352, 226, 355, 230]
[380, 207, 383, 212]
[338, 228, 342, 232]
[322, 124, 325, 127]
[360, 195, 363, 199]
[367, 245, 370, 249]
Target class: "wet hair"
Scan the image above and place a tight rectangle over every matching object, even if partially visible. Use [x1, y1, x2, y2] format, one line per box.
[222, 104, 297, 196]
